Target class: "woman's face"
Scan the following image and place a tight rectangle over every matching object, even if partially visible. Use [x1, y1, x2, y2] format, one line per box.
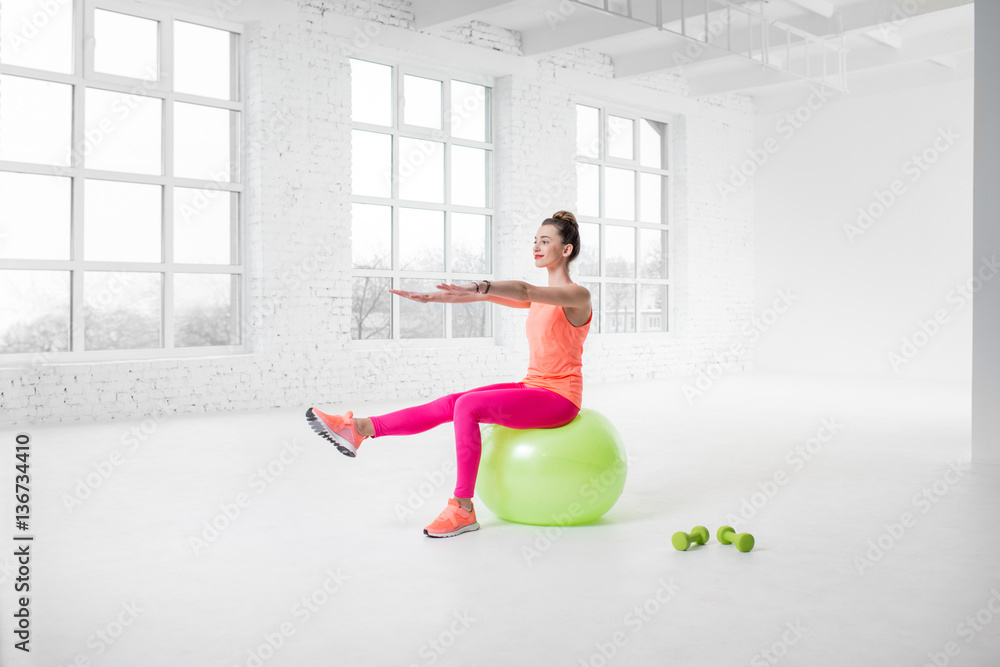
[533, 225, 564, 267]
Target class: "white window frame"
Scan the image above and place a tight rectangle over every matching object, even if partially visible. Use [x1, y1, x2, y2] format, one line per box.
[0, 0, 246, 364]
[574, 97, 673, 337]
[349, 57, 497, 349]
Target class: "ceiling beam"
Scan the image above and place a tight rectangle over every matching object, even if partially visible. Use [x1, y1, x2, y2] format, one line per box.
[786, 0, 835, 18]
[411, 0, 530, 31]
[522, 9, 652, 56]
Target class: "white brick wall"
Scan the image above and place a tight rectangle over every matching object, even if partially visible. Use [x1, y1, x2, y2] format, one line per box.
[0, 0, 755, 424]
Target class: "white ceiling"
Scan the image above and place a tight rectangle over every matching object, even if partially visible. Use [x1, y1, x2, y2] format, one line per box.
[411, 0, 975, 107]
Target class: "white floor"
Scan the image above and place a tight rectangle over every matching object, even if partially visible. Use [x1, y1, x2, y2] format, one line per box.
[1, 371, 998, 667]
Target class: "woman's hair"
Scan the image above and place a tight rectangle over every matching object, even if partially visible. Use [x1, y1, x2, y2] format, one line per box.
[542, 210, 581, 265]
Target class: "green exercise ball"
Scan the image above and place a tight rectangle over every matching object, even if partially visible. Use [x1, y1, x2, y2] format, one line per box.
[477, 408, 627, 526]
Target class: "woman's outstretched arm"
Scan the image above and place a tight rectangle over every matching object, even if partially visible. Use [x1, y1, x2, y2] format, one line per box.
[469, 280, 590, 309]
[486, 294, 531, 309]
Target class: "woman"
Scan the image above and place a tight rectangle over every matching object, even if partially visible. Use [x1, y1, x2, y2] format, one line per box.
[306, 210, 592, 538]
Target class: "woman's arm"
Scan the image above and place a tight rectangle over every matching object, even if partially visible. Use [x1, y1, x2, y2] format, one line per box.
[473, 280, 590, 310]
[486, 294, 531, 309]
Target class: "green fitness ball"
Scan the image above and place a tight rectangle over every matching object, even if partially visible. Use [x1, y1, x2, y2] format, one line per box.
[476, 408, 627, 526]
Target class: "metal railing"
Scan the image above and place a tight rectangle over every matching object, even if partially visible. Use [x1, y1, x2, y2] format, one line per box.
[573, 0, 849, 91]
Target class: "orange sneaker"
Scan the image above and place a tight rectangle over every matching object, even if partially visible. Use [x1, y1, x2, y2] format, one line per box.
[424, 498, 480, 538]
[305, 407, 368, 457]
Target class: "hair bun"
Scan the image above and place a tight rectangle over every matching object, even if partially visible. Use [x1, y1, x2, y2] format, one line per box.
[551, 210, 577, 225]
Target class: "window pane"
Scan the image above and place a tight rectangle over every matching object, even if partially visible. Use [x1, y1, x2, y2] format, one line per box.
[85, 180, 161, 262]
[85, 88, 162, 174]
[0, 75, 71, 166]
[577, 222, 600, 276]
[0, 172, 71, 260]
[175, 103, 236, 182]
[174, 21, 232, 99]
[639, 228, 666, 279]
[451, 145, 489, 207]
[352, 203, 392, 270]
[451, 81, 488, 142]
[0, 0, 74, 73]
[84, 272, 162, 350]
[398, 138, 444, 203]
[579, 281, 599, 334]
[451, 213, 489, 273]
[640, 284, 667, 332]
[605, 167, 635, 220]
[94, 10, 158, 80]
[350, 59, 392, 126]
[175, 273, 238, 346]
[403, 75, 441, 129]
[576, 162, 599, 217]
[0, 270, 70, 353]
[351, 130, 391, 198]
[640, 119, 667, 169]
[605, 225, 635, 278]
[576, 105, 599, 158]
[399, 208, 443, 271]
[604, 282, 635, 333]
[640, 172, 662, 223]
[400, 277, 443, 339]
[174, 187, 233, 264]
[607, 115, 633, 160]
[453, 300, 488, 338]
[352, 276, 391, 339]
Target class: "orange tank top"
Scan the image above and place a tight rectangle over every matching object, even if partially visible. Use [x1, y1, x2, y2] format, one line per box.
[520, 283, 592, 408]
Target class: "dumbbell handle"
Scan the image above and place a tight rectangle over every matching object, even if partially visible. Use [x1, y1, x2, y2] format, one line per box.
[717, 525, 755, 552]
[671, 525, 709, 551]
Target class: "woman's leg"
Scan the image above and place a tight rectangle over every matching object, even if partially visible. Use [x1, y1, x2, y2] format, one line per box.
[451, 386, 580, 499]
[366, 382, 524, 439]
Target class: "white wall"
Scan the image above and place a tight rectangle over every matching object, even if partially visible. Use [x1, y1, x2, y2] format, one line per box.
[1, 0, 756, 424]
[972, 1, 1000, 464]
[753, 77, 974, 382]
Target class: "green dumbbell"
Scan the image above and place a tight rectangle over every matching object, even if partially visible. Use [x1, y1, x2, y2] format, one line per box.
[671, 526, 710, 551]
[717, 525, 754, 552]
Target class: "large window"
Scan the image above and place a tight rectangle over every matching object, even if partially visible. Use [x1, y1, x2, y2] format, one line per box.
[575, 103, 670, 334]
[0, 0, 243, 360]
[350, 58, 494, 341]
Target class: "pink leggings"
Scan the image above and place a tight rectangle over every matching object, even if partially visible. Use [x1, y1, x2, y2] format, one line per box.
[369, 382, 580, 498]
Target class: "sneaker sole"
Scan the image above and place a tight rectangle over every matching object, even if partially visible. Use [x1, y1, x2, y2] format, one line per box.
[305, 408, 358, 457]
[424, 522, 480, 538]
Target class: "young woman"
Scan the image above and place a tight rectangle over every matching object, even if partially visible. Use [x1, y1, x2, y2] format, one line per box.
[306, 210, 592, 538]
